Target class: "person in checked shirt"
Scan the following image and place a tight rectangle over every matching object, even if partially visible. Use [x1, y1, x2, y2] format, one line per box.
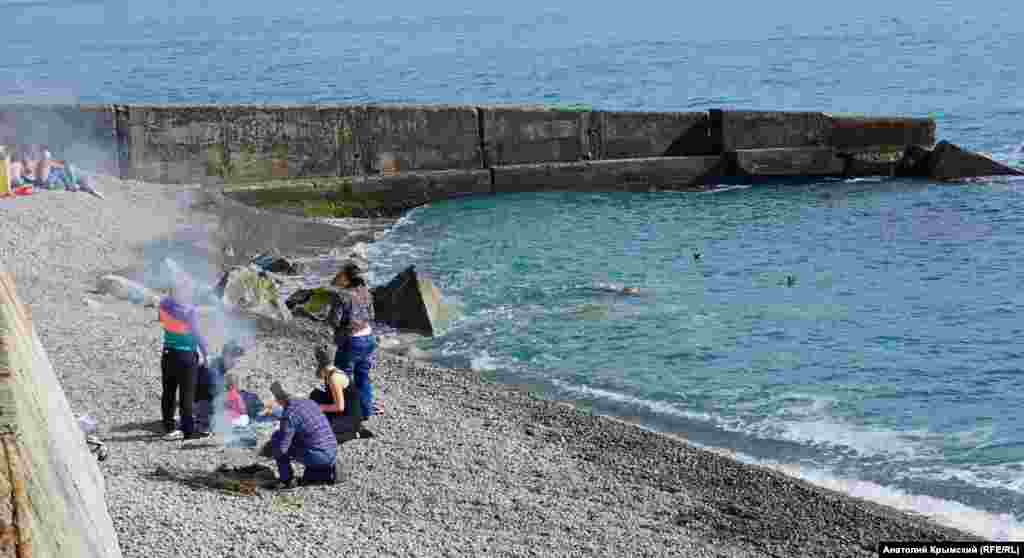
[263, 381, 339, 490]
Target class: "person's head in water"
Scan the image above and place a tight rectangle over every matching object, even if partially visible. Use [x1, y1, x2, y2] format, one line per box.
[331, 260, 366, 289]
[622, 287, 640, 295]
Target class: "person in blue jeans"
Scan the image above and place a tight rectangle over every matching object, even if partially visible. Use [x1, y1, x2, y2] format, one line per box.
[264, 382, 339, 490]
[327, 261, 378, 438]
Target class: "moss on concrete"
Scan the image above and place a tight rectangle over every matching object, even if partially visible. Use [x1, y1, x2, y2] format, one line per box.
[224, 177, 390, 217]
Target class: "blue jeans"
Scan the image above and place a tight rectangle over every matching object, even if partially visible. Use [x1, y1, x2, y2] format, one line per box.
[334, 335, 376, 418]
[272, 433, 336, 483]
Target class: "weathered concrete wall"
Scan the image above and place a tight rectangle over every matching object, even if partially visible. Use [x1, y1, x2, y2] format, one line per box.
[347, 169, 492, 208]
[828, 115, 935, 153]
[1, 103, 940, 196]
[0, 104, 120, 175]
[125, 106, 224, 184]
[355, 105, 481, 174]
[492, 156, 724, 193]
[731, 148, 846, 177]
[120, 104, 482, 184]
[0, 272, 122, 558]
[480, 107, 595, 166]
[599, 111, 714, 158]
[713, 109, 833, 151]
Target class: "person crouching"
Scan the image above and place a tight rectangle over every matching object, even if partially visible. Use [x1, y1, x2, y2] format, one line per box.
[309, 345, 364, 443]
[264, 381, 339, 490]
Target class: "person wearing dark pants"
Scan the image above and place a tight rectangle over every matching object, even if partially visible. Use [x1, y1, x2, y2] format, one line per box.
[161, 348, 198, 435]
[264, 382, 339, 490]
[158, 273, 210, 441]
[310, 345, 365, 443]
[327, 261, 378, 437]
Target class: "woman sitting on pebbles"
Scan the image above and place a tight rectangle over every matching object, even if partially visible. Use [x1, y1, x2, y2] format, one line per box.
[309, 345, 365, 443]
[327, 261, 379, 430]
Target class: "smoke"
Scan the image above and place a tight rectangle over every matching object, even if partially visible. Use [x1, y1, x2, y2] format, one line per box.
[0, 101, 121, 177]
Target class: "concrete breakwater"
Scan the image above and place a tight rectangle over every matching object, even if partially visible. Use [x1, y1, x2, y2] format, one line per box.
[0, 103, 962, 210]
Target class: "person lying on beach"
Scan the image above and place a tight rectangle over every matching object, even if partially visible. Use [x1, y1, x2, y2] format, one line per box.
[194, 340, 246, 433]
[16, 144, 103, 197]
[308, 345, 368, 443]
[263, 381, 339, 490]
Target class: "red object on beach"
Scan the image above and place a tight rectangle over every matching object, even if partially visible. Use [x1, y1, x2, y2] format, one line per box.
[13, 186, 33, 196]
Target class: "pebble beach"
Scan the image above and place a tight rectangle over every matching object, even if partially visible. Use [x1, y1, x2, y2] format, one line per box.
[0, 176, 976, 557]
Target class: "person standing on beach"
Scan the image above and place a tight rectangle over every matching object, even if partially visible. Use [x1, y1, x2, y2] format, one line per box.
[159, 273, 211, 441]
[264, 381, 339, 489]
[327, 261, 378, 436]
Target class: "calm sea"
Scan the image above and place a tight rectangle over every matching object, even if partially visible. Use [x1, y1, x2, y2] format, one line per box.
[4, 0, 1024, 539]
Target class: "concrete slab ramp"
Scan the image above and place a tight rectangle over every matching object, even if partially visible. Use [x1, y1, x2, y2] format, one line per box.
[0, 272, 122, 558]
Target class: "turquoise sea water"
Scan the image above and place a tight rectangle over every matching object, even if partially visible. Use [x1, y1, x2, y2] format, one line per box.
[4, 0, 1024, 538]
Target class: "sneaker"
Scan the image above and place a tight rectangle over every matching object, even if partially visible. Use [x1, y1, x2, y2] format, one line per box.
[184, 431, 212, 441]
[357, 428, 375, 439]
[162, 430, 184, 441]
[263, 478, 298, 491]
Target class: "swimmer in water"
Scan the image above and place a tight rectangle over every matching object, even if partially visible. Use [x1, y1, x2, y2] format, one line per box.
[621, 287, 640, 295]
[784, 274, 796, 287]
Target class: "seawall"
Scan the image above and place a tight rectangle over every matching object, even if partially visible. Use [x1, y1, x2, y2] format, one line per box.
[0, 103, 935, 210]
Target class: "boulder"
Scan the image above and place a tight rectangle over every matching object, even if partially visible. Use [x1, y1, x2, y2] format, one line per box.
[212, 266, 292, 322]
[250, 252, 303, 275]
[96, 275, 161, 307]
[284, 288, 338, 321]
[928, 141, 1024, 180]
[1, 272, 124, 558]
[371, 265, 446, 336]
[897, 141, 1024, 180]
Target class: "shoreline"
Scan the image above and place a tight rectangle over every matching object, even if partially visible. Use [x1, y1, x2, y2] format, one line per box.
[4, 175, 978, 557]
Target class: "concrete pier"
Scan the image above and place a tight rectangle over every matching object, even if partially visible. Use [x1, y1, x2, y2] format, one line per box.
[5, 101, 1015, 213]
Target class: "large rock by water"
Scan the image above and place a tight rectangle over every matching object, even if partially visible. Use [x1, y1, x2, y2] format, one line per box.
[897, 140, 1023, 180]
[212, 266, 292, 322]
[0, 272, 123, 558]
[371, 265, 445, 336]
[928, 141, 1024, 180]
[284, 287, 336, 321]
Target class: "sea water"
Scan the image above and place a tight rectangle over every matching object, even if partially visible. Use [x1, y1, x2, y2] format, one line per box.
[4, 0, 1024, 539]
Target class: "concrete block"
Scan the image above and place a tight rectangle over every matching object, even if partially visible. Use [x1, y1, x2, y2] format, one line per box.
[829, 115, 935, 151]
[348, 169, 491, 209]
[492, 156, 724, 193]
[480, 106, 594, 165]
[355, 105, 481, 173]
[0, 272, 123, 558]
[371, 266, 447, 336]
[222, 106, 341, 183]
[731, 148, 845, 176]
[126, 106, 225, 184]
[0, 104, 120, 175]
[599, 110, 713, 158]
[713, 110, 831, 151]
